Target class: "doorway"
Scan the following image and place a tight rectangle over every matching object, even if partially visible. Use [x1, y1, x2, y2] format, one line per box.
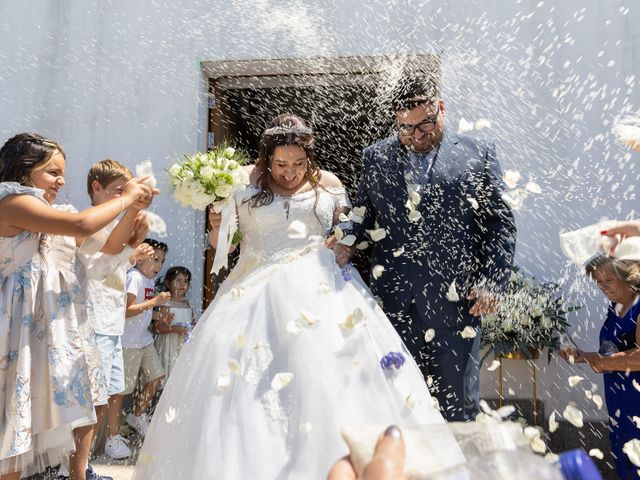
[201, 55, 440, 308]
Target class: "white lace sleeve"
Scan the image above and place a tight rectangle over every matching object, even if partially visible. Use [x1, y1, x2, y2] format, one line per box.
[0, 181, 46, 203]
[324, 186, 353, 231]
[325, 186, 352, 210]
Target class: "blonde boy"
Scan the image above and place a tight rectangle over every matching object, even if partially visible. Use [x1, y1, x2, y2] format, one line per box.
[75, 160, 153, 465]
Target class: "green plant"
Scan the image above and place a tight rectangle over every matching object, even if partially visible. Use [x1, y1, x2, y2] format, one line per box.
[481, 267, 581, 361]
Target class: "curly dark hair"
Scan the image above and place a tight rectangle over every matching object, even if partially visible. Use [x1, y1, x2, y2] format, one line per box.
[248, 113, 321, 209]
[0, 132, 65, 184]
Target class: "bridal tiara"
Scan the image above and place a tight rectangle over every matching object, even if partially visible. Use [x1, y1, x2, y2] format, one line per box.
[263, 125, 313, 136]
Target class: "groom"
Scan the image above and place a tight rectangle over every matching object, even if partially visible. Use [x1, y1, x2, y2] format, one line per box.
[338, 74, 516, 421]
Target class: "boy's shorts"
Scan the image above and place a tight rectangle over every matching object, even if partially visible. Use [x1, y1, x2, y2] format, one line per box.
[96, 333, 125, 396]
[122, 344, 165, 395]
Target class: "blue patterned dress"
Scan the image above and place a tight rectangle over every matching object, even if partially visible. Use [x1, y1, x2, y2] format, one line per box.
[0, 183, 96, 476]
[600, 297, 640, 480]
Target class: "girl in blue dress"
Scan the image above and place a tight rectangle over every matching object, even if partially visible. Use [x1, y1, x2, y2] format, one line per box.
[568, 255, 640, 479]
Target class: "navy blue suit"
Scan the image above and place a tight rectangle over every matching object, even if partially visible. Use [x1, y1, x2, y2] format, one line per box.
[345, 130, 516, 420]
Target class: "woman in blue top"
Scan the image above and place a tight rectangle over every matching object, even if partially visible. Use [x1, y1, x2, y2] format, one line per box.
[565, 255, 640, 479]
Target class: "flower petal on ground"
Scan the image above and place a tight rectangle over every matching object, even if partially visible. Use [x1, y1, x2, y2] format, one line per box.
[356, 241, 370, 250]
[592, 394, 603, 410]
[563, 404, 584, 428]
[549, 411, 559, 433]
[589, 449, 604, 460]
[568, 375, 584, 387]
[487, 360, 500, 371]
[393, 246, 405, 257]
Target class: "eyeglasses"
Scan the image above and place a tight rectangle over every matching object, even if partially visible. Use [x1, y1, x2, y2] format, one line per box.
[397, 105, 440, 136]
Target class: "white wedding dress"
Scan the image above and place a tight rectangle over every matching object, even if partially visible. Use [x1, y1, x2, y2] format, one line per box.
[133, 185, 465, 479]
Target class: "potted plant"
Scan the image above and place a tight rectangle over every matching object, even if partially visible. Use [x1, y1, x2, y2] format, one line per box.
[481, 267, 580, 361]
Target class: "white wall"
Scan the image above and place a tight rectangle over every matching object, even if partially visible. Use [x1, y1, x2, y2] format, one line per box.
[1, 0, 638, 420]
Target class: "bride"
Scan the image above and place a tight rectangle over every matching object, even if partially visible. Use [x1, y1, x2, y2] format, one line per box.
[133, 114, 464, 479]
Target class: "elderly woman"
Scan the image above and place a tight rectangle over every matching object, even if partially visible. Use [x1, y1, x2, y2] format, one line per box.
[563, 255, 640, 479]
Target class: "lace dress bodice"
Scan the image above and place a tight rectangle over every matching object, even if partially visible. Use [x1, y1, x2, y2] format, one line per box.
[232, 185, 350, 269]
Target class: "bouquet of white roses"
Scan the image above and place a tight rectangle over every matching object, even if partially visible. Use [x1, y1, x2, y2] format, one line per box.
[481, 267, 580, 361]
[168, 143, 250, 273]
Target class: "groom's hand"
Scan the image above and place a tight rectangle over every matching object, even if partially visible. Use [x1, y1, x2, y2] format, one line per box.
[467, 290, 499, 316]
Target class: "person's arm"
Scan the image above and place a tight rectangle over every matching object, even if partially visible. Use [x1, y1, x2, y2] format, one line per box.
[125, 291, 171, 318]
[208, 207, 238, 253]
[153, 321, 189, 336]
[583, 312, 640, 372]
[0, 180, 150, 238]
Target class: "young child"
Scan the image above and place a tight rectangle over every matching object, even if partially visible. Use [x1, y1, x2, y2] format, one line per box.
[108, 239, 169, 444]
[71, 160, 155, 466]
[154, 266, 195, 380]
[0, 133, 152, 480]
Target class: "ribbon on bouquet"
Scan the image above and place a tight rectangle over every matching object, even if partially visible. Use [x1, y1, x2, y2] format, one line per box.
[211, 197, 238, 274]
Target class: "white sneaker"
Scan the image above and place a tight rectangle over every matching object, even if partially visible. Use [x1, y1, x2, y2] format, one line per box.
[126, 412, 150, 437]
[104, 434, 131, 460]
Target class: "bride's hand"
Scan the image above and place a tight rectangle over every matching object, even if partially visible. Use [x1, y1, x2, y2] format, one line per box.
[327, 426, 406, 480]
[208, 206, 223, 230]
[331, 243, 355, 268]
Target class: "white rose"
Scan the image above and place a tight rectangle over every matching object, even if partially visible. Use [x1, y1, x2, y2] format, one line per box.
[169, 163, 181, 177]
[224, 147, 236, 158]
[215, 184, 233, 198]
[200, 165, 214, 180]
[174, 186, 191, 206]
[184, 170, 195, 180]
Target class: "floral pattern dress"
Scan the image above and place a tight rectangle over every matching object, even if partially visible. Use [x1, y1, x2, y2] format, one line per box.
[0, 183, 96, 476]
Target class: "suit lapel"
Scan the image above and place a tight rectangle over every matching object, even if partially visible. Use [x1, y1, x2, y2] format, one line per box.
[428, 129, 460, 185]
